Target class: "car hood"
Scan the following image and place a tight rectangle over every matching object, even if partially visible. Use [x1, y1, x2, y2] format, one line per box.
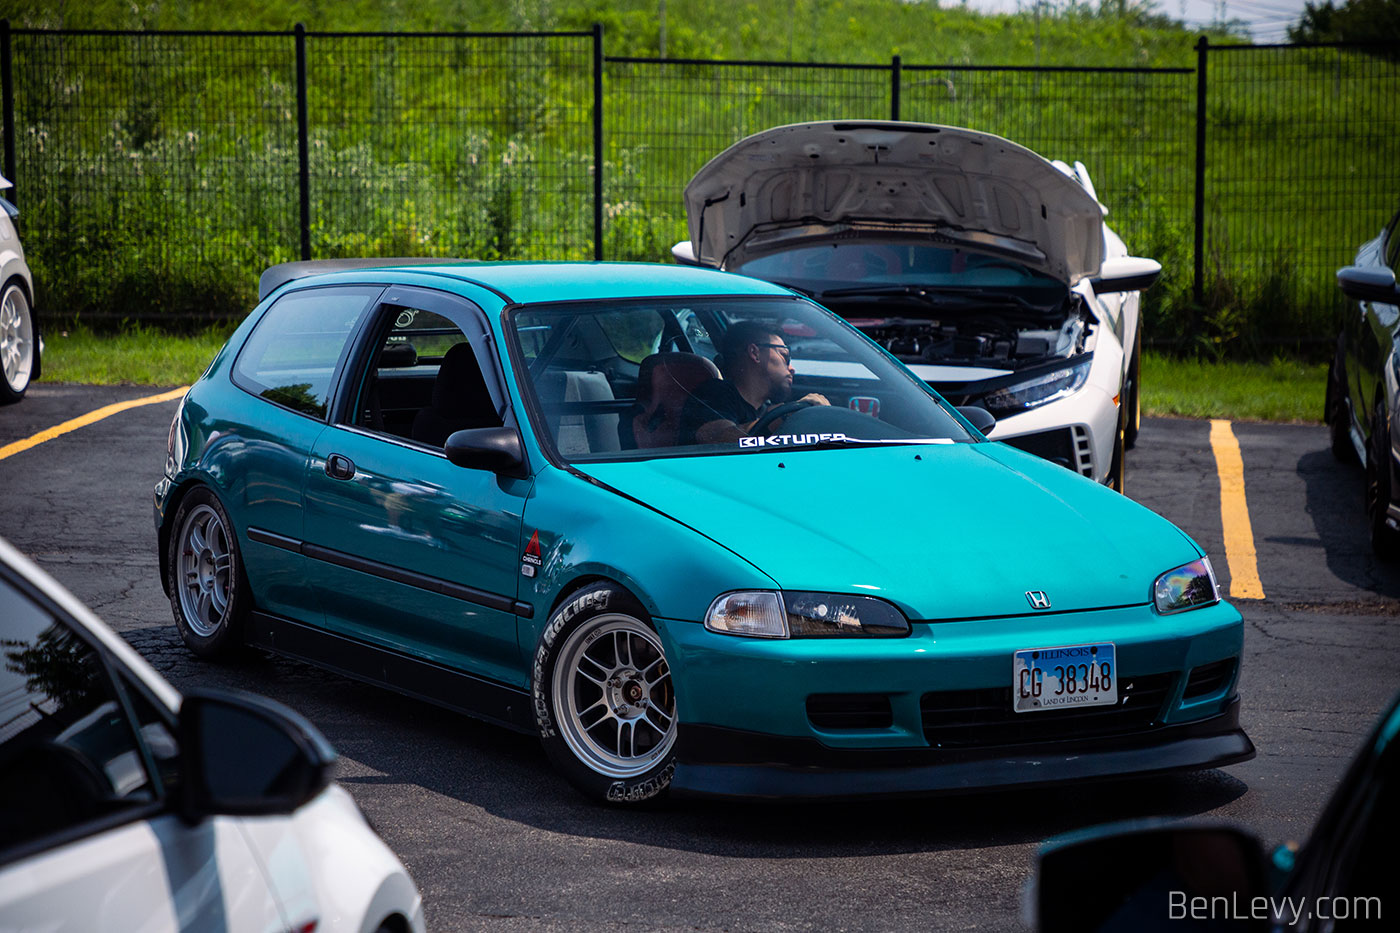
[684, 121, 1105, 284]
[580, 444, 1197, 621]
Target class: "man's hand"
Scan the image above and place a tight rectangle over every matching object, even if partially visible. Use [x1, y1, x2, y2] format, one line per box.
[797, 393, 831, 406]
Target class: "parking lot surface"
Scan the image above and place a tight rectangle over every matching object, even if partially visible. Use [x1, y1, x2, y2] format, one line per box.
[3, 383, 1398, 931]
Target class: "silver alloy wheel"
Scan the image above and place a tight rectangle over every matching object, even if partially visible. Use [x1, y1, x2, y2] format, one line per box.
[176, 504, 234, 638]
[551, 614, 677, 779]
[0, 284, 33, 394]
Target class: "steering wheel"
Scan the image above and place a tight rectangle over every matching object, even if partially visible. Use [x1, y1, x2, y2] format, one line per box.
[750, 400, 817, 435]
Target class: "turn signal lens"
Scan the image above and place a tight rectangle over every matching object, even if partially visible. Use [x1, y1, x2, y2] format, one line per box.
[705, 591, 788, 638]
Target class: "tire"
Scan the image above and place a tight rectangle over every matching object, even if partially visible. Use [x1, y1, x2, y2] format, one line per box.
[1106, 405, 1127, 495]
[1326, 352, 1358, 464]
[166, 487, 250, 658]
[1366, 410, 1400, 560]
[532, 583, 678, 804]
[1123, 325, 1142, 450]
[0, 280, 36, 404]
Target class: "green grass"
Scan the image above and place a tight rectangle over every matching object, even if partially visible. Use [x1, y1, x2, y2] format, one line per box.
[37, 332, 1326, 424]
[39, 326, 232, 386]
[1141, 351, 1325, 423]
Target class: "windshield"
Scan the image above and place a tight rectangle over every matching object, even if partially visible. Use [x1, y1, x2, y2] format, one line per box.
[733, 241, 1067, 308]
[508, 297, 975, 462]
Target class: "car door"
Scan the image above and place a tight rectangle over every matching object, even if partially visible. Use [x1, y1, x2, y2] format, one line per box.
[226, 284, 383, 623]
[301, 286, 532, 688]
[0, 567, 283, 932]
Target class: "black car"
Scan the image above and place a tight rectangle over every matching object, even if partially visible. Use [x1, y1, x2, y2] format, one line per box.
[1326, 205, 1400, 557]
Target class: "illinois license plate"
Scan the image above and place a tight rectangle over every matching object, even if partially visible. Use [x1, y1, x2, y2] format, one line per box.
[1013, 642, 1117, 713]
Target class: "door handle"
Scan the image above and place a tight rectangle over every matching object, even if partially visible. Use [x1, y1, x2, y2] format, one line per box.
[325, 454, 356, 481]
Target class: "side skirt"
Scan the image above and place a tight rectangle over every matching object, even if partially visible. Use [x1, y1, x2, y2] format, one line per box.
[246, 611, 535, 734]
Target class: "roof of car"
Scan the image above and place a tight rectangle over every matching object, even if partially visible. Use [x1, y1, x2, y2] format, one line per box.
[261, 259, 798, 305]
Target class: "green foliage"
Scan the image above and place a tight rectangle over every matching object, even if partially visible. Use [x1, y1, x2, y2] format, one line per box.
[1290, 0, 1400, 46]
[1141, 351, 1325, 422]
[39, 324, 231, 384]
[0, 0, 1392, 360]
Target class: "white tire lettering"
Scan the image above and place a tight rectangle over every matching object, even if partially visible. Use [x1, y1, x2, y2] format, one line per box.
[604, 762, 676, 803]
[534, 588, 613, 738]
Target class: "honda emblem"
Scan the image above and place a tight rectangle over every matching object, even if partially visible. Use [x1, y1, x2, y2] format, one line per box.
[1025, 590, 1051, 610]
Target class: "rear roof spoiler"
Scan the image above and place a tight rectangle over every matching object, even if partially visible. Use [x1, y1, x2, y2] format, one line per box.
[258, 257, 476, 301]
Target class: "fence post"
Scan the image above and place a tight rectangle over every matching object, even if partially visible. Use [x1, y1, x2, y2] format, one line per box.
[890, 55, 901, 121]
[1193, 35, 1208, 308]
[295, 23, 311, 262]
[1, 19, 15, 205]
[592, 23, 604, 261]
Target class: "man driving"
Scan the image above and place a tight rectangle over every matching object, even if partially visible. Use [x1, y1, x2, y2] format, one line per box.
[678, 320, 828, 445]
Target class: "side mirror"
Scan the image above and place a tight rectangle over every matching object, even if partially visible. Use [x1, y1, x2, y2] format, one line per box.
[671, 240, 703, 266]
[1036, 823, 1269, 932]
[957, 406, 996, 435]
[445, 426, 527, 475]
[1337, 265, 1399, 304]
[1090, 256, 1162, 294]
[177, 689, 336, 822]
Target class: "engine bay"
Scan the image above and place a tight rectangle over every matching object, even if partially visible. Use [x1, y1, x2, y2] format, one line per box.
[844, 300, 1092, 369]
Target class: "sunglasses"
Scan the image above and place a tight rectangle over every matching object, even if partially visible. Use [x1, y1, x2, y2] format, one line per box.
[757, 343, 792, 364]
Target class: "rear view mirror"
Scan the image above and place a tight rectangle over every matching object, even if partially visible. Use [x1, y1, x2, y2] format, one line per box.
[1337, 265, 1399, 304]
[1036, 823, 1268, 932]
[1089, 256, 1162, 295]
[178, 689, 336, 821]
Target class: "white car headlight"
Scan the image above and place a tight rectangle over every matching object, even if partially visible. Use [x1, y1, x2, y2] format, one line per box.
[705, 591, 909, 638]
[981, 355, 1093, 416]
[1153, 557, 1220, 614]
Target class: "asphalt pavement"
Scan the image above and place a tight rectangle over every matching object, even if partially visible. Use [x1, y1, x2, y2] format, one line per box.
[3, 383, 1398, 932]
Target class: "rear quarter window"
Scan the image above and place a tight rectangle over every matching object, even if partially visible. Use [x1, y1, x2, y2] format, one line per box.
[233, 286, 380, 418]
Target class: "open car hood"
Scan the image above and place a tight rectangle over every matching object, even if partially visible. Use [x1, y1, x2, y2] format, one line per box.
[684, 122, 1106, 283]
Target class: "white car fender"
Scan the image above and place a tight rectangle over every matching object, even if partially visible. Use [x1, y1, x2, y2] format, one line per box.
[238, 785, 425, 933]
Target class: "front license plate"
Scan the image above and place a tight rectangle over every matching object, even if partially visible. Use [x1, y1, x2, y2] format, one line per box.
[1013, 642, 1117, 713]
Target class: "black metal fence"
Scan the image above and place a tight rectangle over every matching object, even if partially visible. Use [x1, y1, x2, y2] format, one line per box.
[0, 23, 1397, 352]
[1198, 40, 1400, 348]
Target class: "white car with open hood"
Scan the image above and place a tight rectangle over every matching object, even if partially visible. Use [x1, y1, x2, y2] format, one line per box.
[673, 121, 1160, 490]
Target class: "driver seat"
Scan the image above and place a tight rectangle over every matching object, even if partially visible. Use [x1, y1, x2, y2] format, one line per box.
[622, 352, 720, 449]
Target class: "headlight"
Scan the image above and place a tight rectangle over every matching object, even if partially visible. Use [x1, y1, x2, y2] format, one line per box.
[1153, 557, 1220, 614]
[980, 356, 1093, 416]
[705, 591, 910, 638]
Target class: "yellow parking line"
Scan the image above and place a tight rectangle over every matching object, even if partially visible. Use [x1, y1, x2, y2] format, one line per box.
[0, 386, 189, 462]
[1209, 419, 1265, 600]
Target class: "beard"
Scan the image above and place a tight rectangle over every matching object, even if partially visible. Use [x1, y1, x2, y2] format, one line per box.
[767, 378, 793, 403]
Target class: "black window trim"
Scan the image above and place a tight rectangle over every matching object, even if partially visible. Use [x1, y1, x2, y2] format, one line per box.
[330, 284, 519, 437]
[0, 565, 175, 866]
[230, 283, 388, 424]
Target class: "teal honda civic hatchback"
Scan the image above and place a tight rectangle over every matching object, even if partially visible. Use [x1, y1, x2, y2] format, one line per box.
[155, 260, 1253, 803]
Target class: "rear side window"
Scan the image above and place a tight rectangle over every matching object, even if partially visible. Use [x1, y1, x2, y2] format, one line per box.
[234, 287, 380, 418]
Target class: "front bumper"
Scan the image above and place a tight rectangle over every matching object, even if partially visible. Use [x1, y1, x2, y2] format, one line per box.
[671, 697, 1252, 800]
[655, 600, 1250, 798]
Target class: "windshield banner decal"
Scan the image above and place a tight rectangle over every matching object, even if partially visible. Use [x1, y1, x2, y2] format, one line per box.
[738, 434, 955, 448]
